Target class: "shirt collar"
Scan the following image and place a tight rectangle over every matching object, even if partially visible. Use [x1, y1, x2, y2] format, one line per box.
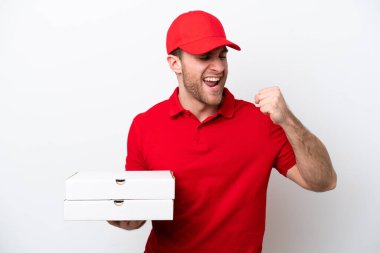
[169, 87, 184, 117]
[169, 87, 235, 119]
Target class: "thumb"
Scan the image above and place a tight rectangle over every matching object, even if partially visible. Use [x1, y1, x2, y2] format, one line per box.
[254, 94, 260, 105]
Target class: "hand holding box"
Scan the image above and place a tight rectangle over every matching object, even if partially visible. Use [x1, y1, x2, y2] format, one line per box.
[64, 171, 175, 221]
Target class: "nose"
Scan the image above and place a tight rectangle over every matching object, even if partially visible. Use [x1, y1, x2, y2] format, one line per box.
[209, 57, 226, 73]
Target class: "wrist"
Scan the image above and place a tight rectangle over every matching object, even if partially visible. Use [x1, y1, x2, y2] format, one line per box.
[279, 110, 297, 130]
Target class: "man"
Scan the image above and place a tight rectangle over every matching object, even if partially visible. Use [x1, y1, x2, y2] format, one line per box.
[108, 10, 337, 253]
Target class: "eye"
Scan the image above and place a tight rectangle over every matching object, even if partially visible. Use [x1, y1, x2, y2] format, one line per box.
[219, 55, 227, 59]
[198, 55, 210, 60]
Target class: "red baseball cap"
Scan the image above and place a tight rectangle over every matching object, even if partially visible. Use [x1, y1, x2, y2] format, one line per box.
[166, 10, 241, 55]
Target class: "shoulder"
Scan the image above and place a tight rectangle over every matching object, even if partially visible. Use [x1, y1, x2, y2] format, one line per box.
[132, 99, 170, 125]
[234, 98, 271, 123]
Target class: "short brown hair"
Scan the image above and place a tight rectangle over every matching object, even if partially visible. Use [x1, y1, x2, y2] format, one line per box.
[169, 48, 183, 59]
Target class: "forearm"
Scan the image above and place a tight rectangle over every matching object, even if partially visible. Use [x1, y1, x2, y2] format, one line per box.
[281, 111, 337, 191]
[255, 86, 337, 191]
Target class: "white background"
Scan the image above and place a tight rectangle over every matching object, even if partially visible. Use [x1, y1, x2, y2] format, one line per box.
[1, 0, 379, 252]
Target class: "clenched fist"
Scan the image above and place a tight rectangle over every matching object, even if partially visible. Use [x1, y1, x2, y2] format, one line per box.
[254, 86, 291, 126]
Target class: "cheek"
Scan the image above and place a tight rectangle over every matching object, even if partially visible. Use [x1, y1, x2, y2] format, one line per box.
[194, 65, 207, 76]
[182, 60, 209, 80]
[223, 62, 228, 73]
[189, 61, 208, 74]
[187, 68, 206, 81]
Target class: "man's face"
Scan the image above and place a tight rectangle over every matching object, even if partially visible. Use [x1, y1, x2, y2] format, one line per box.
[179, 46, 229, 107]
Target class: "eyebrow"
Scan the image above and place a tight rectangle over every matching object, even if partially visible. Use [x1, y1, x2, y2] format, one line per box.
[201, 48, 229, 56]
[198, 47, 228, 57]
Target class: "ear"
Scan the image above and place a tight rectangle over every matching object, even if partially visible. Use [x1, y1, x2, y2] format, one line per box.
[167, 55, 182, 74]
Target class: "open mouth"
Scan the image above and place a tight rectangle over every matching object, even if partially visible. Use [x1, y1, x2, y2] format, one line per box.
[203, 77, 221, 88]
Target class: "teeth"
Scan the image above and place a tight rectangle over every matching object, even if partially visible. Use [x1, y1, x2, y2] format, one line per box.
[204, 77, 220, 82]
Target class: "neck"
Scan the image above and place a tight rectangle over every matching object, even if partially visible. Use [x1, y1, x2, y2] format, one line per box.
[178, 85, 219, 122]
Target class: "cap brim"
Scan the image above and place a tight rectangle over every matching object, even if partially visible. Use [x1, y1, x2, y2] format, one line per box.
[179, 37, 241, 55]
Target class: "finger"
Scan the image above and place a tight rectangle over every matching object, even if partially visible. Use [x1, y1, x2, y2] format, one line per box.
[259, 104, 273, 115]
[258, 85, 280, 95]
[119, 221, 128, 227]
[135, 220, 146, 229]
[257, 87, 281, 102]
[257, 95, 276, 108]
[255, 88, 278, 103]
[126, 220, 143, 227]
[107, 220, 119, 226]
[129, 221, 141, 227]
[123, 220, 145, 230]
[254, 93, 260, 104]
[119, 221, 135, 230]
[255, 92, 270, 105]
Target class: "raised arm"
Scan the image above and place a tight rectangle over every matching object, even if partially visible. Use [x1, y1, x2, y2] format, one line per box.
[255, 86, 337, 192]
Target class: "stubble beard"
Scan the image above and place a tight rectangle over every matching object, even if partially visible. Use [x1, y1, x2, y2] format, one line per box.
[182, 67, 226, 107]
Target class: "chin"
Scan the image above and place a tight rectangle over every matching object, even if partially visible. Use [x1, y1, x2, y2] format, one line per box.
[206, 96, 223, 106]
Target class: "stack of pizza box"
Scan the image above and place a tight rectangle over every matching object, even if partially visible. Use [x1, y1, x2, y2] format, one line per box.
[64, 170, 175, 220]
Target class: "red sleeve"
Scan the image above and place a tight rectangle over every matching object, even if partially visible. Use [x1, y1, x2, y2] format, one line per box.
[125, 114, 148, 171]
[270, 121, 296, 176]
